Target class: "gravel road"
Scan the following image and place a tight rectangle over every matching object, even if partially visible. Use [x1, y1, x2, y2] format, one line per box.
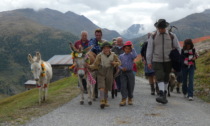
[24, 77, 210, 126]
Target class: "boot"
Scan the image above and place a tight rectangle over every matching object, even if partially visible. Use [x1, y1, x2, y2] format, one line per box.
[119, 98, 126, 106]
[104, 99, 110, 107]
[150, 84, 155, 95]
[100, 99, 105, 109]
[176, 87, 181, 93]
[155, 83, 159, 95]
[156, 91, 168, 104]
[164, 91, 168, 104]
[128, 98, 133, 105]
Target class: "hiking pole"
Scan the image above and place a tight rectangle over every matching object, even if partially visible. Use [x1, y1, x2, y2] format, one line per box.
[169, 26, 178, 32]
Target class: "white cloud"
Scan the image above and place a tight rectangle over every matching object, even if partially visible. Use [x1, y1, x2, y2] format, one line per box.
[0, 0, 210, 33]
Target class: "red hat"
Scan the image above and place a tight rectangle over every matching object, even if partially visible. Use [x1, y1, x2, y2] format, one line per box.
[123, 41, 132, 46]
[123, 41, 132, 50]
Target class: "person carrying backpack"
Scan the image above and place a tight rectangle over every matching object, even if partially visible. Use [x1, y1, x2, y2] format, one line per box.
[146, 19, 181, 104]
[141, 33, 158, 95]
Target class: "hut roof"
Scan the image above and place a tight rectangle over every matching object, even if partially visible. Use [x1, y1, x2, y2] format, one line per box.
[24, 80, 36, 85]
[47, 55, 73, 66]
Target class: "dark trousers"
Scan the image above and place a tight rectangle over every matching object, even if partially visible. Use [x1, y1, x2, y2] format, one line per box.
[152, 62, 172, 83]
[115, 75, 121, 91]
[182, 65, 195, 97]
[120, 71, 135, 99]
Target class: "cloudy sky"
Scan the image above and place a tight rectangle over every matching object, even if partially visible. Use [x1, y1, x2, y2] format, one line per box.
[1, 0, 210, 33]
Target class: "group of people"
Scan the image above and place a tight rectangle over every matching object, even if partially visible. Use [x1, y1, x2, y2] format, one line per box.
[73, 18, 198, 109]
[141, 19, 198, 104]
[73, 29, 137, 109]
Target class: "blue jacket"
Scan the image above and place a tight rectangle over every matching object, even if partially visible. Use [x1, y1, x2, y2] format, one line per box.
[88, 38, 102, 55]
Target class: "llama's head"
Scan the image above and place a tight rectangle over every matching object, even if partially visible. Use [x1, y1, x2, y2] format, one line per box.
[28, 52, 42, 81]
[69, 43, 92, 78]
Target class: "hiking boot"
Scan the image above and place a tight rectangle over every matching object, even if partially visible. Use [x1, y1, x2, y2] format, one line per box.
[104, 99, 110, 107]
[156, 91, 168, 104]
[150, 84, 155, 95]
[100, 99, 105, 109]
[128, 98, 133, 105]
[119, 98, 126, 106]
[176, 88, 181, 93]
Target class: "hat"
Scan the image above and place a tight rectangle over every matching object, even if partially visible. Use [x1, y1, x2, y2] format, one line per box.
[123, 41, 132, 50]
[123, 41, 132, 46]
[154, 19, 169, 28]
[101, 42, 112, 49]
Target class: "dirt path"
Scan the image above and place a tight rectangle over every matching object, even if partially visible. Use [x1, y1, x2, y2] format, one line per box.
[24, 77, 210, 126]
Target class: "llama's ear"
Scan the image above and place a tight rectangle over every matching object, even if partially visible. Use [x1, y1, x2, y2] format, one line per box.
[84, 45, 93, 53]
[69, 42, 78, 52]
[36, 52, 41, 62]
[28, 54, 33, 64]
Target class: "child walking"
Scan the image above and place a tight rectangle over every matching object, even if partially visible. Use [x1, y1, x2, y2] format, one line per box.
[88, 42, 121, 109]
[181, 39, 198, 101]
[119, 41, 137, 106]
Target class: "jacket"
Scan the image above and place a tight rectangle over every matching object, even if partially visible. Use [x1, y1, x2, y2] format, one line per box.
[146, 30, 181, 64]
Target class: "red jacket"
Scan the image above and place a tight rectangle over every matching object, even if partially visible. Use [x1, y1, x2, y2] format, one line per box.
[74, 40, 89, 50]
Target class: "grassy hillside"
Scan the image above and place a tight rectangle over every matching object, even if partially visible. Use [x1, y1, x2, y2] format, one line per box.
[0, 76, 79, 125]
[194, 50, 210, 102]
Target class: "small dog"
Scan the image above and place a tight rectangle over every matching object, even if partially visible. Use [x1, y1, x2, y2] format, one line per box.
[168, 73, 178, 96]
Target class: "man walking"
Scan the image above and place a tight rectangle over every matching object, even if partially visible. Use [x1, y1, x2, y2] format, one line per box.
[88, 29, 105, 98]
[111, 37, 124, 93]
[146, 19, 181, 104]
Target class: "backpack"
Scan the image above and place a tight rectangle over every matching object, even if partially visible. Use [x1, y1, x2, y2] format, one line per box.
[169, 49, 183, 72]
[152, 31, 182, 72]
[140, 41, 148, 59]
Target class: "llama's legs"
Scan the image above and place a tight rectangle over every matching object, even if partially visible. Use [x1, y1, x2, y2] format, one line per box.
[87, 81, 92, 105]
[79, 78, 84, 104]
[44, 84, 48, 101]
[91, 84, 95, 101]
[39, 87, 41, 105]
[41, 86, 45, 101]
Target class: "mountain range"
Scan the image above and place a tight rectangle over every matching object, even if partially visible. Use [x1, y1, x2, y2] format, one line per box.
[0, 8, 122, 95]
[121, 24, 144, 39]
[171, 9, 210, 41]
[2, 8, 120, 40]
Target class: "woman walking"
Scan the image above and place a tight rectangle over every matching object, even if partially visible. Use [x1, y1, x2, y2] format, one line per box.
[181, 39, 198, 101]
